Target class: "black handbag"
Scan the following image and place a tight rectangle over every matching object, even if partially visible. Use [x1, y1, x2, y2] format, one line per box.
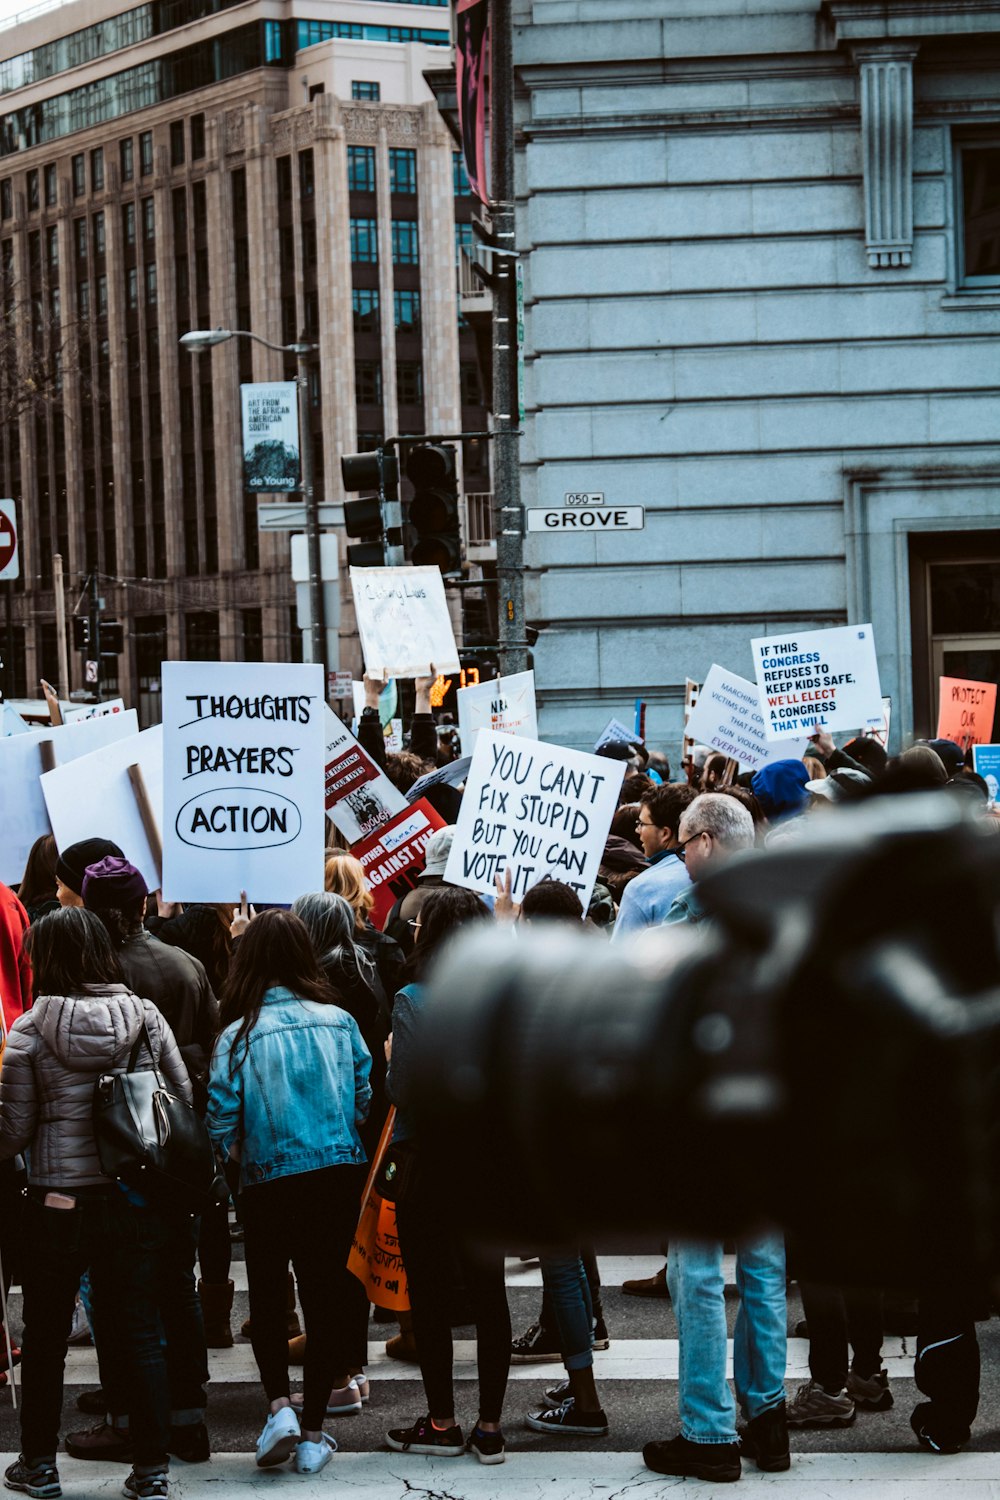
[93, 1020, 223, 1217]
[376, 1138, 422, 1205]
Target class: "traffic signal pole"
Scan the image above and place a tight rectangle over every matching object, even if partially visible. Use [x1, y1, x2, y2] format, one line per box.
[491, 0, 528, 676]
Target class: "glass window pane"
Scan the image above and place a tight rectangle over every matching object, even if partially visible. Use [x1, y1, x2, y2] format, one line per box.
[930, 561, 1000, 635]
[962, 146, 1000, 280]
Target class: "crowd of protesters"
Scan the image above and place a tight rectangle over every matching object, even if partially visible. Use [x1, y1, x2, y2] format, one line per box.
[0, 685, 996, 1493]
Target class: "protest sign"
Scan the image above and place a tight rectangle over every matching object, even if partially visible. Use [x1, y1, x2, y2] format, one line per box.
[352, 799, 446, 929]
[42, 726, 163, 891]
[868, 696, 892, 747]
[406, 755, 473, 805]
[684, 664, 809, 771]
[324, 705, 406, 843]
[350, 566, 460, 678]
[594, 717, 638, 752]
[161, 662, 324, 903]
[457, 670, 537, 751]
[972, 744, 1000, 803]
[444, 730, 625, 909]
[750, 624, 883, 740]
[62, 697, 127, 723]
[937, 676, 997, 748]
[0, 712, 138, 884]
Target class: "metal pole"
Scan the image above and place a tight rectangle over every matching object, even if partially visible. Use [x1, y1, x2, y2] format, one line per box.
[491, 0, 527, 676]
[296, 346, 326, 681]
[53, 552, 69, 700]
[89, 570, 102, 701]
[2, 582, 13, 703]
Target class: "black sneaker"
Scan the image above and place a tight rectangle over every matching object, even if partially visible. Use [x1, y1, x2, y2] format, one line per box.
[526, 1400, 608, 1437]
[168, 1424, 210, 1464]
[122, 1472, 169, 1500]
[385, 1415, 464, 1456]
[592, 1318, 610, 1351]
[643, 1435, 741, 1483]
[466, 1427, 505, 1465]
[544, 1379, 570, 1406]
[4, 1458, 61, 1500]
[510, 1322, 562, 1364]
[910, 1402, 969, 1455]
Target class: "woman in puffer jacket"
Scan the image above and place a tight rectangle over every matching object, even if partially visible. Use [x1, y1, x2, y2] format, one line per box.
[0, 907, 192, 1500]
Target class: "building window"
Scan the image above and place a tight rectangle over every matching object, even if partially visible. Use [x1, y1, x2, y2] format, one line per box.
[46, 225, 58, 268]
[0, 179, 10, 219]
[190, 112, 205, 159]
[958, 140, 1000, 284]
[299, 148, 314, 198]
[72, 154, 85, 196]
[120, 137, 134, 181]
[96, 273, 108, 314]
[389, 148, 416, 195]
[350, 216, 378, 263]
[453, 150, 472, 196]
[394, 288, 421, 332]
[26, 168, 38, 210]
[145, 261, 157, 304]
[126, 265, 138, 309]
[353, 287, 379, 333]
[352, 80, 380, 100]
[460, 360, 482, 406]
[347, 145, 375, 193]
[90, 147, 104, 191]
[77, 278, 89, 316]
[44, 162, 57, 206]
[170, 119, 185, 166]
[140, 130, 153, 176]
[74, 216, 87, 259]
[391, 219, 419, 265]
[142, 196, 155, 240]
[455, 220, 474, 264]
[122, 201, 136, 245]
[276, 154, 291, 201]
[396, 360, 422, 405]
[355, 359, 382, 405]
[302, 219, 317, 267]
[93, 211, 105, 256]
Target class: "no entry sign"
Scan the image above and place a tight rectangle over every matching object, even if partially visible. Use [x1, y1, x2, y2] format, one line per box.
[0, 500, 18, 580]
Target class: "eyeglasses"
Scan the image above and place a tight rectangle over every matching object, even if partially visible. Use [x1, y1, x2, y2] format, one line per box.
[677, 829, 709, 851]
[636, 816, 656, 829]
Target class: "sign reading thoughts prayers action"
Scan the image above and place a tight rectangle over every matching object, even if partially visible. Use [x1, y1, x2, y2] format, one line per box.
[750, 624, 884, 740]
[444, 730, 625, 910]
[161, 661, 325, 903]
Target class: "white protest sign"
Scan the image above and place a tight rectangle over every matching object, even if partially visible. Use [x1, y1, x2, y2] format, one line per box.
[444, 730, 625, 909]
[41, 727, 163, 892]
[350, 566, 460, 678]
[595, 717, 638, 752]
[161, 662, 325, 903]
[750, 624, 884, 741]
[0, 711, 138, 884]
[63, 697, 127, 723]
[458, 670, 538, 752]
[684, 665, 809, 771]
[323, 705, 407, 844]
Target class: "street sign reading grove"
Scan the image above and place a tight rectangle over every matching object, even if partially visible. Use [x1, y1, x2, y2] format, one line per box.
[527, 506, 645, 532]
[0, 499, 19, 580]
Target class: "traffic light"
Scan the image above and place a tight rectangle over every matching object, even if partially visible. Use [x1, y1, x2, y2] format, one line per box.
[72, 616, 90, 651]
[340, 449, 400, 567]
[405, 443, 461, 573]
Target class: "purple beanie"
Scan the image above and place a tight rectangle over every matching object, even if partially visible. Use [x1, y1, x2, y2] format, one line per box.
[81, 856, 148, 911]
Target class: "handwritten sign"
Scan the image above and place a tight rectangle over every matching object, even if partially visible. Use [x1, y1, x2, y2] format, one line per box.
[750, 624, 883, 740]
[684, 664, 809, 771]
[937, 676, 997, 749]
[594, 717, 638, 752]
[352, 799, 446, 928]
[444, 730, 624, 909]
[324, 705, 407, 843]
[161, 661, 325, 903]
[42, 727, 163, 892]
[350, 565, 460, 678]
[0, 712, 138, 884]
[457, 670, 538, 751]
[63, 697, 127, 723]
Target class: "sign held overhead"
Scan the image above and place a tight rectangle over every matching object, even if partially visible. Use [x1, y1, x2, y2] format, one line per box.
[750, 624, 884, 740]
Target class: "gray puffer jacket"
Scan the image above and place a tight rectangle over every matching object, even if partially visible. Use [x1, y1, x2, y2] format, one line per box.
[0, 983, 192, 1188]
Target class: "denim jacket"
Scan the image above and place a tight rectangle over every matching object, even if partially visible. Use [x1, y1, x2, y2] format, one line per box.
[207, 986, 372, 1187]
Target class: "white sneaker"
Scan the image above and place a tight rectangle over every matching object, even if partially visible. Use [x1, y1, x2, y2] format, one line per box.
[354, 1375, 370, 1405]
[295, 1434, 337, 1475]
[256, 1407, 301, 1468]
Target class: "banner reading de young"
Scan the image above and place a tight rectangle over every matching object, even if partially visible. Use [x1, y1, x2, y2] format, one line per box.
[161, 661, 325, 903]
[240, 382, 300, 492]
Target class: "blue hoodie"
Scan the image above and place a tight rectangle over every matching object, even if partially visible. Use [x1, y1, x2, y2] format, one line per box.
[751, 759, 810, 822]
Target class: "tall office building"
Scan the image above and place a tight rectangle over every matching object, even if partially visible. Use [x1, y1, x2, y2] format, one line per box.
[0, 0, 493, 718]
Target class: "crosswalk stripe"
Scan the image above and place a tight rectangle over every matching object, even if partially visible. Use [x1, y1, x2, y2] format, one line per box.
[224, 1253, 687, 1294]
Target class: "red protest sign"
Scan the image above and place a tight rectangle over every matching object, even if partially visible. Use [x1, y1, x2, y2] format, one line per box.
[936, 676, 998, 749]
[351, 798, 446, 929]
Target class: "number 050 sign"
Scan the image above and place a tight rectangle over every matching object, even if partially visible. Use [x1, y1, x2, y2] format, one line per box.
[0, 500, 18, 582]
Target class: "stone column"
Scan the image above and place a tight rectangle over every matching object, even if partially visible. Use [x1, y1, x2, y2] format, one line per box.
[855, 45, 919, 269]
[375, 123, 398, 440]
[418, 103, 461, 438]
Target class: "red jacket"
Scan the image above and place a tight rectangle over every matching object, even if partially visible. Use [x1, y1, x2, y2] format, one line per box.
[0, 881, 31, 1044]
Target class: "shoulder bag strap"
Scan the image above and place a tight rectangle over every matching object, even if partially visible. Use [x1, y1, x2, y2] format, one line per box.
[126, 1017, 155, 1073]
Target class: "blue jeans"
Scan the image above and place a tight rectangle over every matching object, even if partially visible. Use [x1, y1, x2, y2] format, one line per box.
[668, 1235, 786, 1444]
[539, 1252, 593, 1372]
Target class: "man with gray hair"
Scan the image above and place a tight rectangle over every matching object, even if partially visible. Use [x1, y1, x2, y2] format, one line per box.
[643, 791, 788, 1485]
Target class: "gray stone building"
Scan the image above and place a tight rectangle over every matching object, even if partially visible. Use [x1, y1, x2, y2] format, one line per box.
[514, 0, 1000, 756]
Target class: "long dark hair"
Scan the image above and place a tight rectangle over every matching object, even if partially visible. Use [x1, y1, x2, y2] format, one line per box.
[17, 834, 58, 908]
[402, 886, 490, 983]
[219, 908, 336, 1073]
[24, 907, 124, 998]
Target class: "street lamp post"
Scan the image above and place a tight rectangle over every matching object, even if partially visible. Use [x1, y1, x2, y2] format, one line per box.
[180, 328, 326, 677]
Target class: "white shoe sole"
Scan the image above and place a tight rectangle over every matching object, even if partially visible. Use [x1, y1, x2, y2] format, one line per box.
[525, 1413, 609, 1437]
[469, 1448, 506, 1465]
[294, 1448, 335, 1475]
[384, 1437, 464, 1457]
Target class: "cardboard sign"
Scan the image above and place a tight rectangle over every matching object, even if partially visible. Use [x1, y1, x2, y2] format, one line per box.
[0, 711, 139, 884]
[444, 731, 625, 909]
[41, 727, 163, 892]
[406, 755, 473, 805]
[324, 705, 407, 844]
[350, 566, 460, 678]
[868, 696, 892, 748]
[161, 661, 325, 903]
[457, 670, 538, 751]
[684, 664, 809, 772]
[937, 676, 997, 749]
[595, 717, 638, 752]
[972, 744, 1000, 803]
[352, 799, 446, 929]
[62, 697, 127, 723]
[750, 624, 883, 740]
